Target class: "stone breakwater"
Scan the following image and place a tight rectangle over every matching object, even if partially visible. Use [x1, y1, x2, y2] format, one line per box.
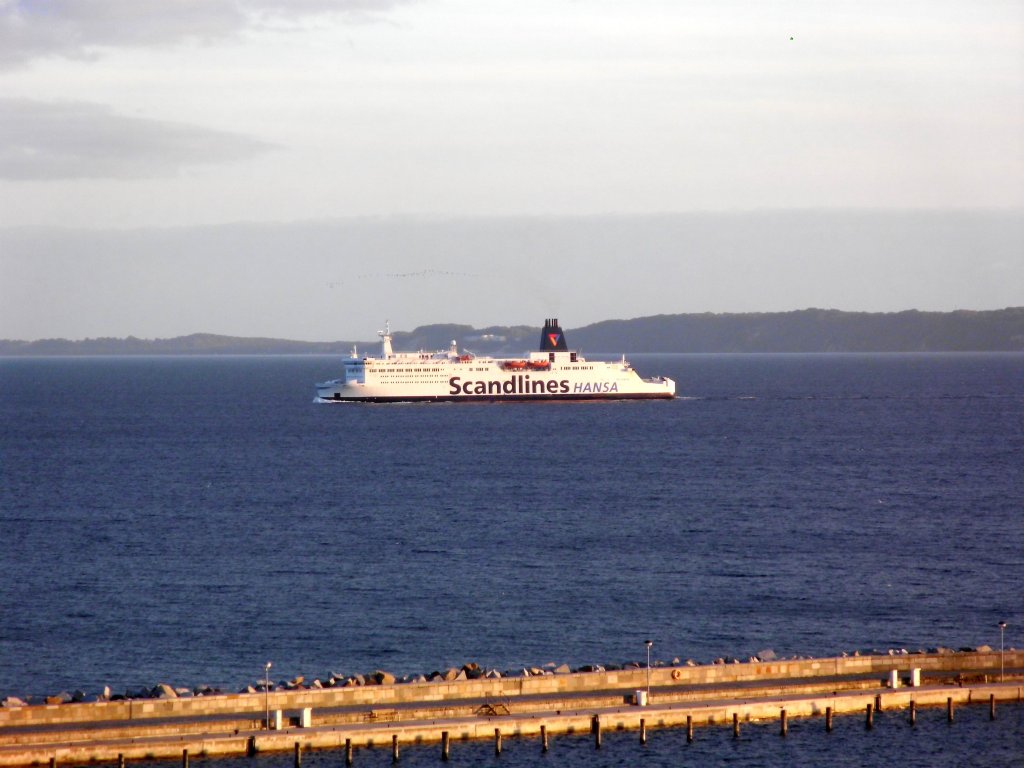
[0, 650, 1020, 766]
[1, 645, 1006, 709]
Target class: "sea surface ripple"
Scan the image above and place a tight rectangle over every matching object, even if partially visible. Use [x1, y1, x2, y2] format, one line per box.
[1, 354, 1021, 702]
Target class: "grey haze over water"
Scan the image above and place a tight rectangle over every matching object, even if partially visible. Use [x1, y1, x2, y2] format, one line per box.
[2, 210, 1021, 342]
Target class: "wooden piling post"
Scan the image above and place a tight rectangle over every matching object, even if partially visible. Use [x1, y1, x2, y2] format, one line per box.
[875, 694, 882, 712]
[825, 706, 833, 732]
[686, 714, 693, 743]
[118, 754, 125, 768]
[947, 697, 954, 723]
[640, 718, 647, 744]
[247, 736, 257, 757]
[345, 738, 353, 766]
[392, 734, 399, 762]
[541, 724, 549, 752]
[866, 702, 874, 729]
[182, 749, 188, 768]
[592, 715, 602, 749]
[49, 758, 55, 768]
[494, 728, 502, 755]
[733, 712, 740, 738]
[909, 700, 916, 726]
[990, 693, 996, 720]
[780, 709, 788, 736]
[293, 741, 301, 768]
[441, 731, 450, 761]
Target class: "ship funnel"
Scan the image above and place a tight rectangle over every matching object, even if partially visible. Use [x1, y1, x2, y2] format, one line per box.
[539, 318, 569, 352]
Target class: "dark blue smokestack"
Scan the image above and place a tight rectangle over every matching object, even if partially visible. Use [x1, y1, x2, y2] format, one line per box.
[539, 318, 569, 352]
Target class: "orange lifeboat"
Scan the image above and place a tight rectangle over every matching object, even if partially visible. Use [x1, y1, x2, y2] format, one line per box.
[503, 360, 528, 370]
[528, 360, 550, 370]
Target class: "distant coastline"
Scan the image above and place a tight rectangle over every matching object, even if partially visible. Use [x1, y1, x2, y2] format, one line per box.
[2, 308, 1022, 355]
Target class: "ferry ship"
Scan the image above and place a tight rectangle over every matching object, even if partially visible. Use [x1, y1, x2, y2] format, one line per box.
[315, 319, 675, 403]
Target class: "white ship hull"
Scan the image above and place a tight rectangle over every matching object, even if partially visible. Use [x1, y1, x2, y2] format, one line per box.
[315, 319, 675, 403]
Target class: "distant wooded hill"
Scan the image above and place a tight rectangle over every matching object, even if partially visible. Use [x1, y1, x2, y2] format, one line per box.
[571, 308, 1024, 353]
[2, 308, 1022, 355]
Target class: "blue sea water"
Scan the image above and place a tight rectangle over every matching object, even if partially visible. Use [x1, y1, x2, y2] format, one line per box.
[1, 353, 1023, 764]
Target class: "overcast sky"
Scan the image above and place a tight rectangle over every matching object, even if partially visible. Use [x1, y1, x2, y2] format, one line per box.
[1, 0, 1022, 340]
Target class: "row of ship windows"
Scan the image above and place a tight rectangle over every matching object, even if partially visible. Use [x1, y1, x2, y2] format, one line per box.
[368, 365, 599, 372]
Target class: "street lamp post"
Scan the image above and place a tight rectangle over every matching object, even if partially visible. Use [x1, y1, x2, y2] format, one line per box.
[264, 662, 272, 730]
[645, 640, 653, 704]
[998, 622, 1007, 682]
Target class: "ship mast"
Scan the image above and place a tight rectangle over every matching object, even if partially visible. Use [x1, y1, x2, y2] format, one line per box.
[378, 321, 394, 358]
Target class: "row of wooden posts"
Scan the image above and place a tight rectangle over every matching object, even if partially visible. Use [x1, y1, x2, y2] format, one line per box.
[46, 694, 1003, 767]
[314, 694, 999, 764]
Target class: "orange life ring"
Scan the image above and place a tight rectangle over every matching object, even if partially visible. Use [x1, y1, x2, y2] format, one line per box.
[671, 669, 682, 681]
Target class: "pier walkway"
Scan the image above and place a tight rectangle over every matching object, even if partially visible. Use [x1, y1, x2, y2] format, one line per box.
[0, 651, 1019, 766]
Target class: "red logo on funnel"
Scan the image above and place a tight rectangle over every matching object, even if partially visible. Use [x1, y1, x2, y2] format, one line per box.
[548, 333, 560, 347]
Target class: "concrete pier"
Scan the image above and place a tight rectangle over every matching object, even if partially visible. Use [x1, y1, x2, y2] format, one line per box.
[0, 651, 1019, 767]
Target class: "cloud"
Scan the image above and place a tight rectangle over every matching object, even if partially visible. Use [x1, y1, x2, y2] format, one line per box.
[0, 98, 276, 180]
[0, 0, 412, 69]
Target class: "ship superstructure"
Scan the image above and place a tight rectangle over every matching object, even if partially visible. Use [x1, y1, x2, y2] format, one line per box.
[315, 319, 675, 403]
